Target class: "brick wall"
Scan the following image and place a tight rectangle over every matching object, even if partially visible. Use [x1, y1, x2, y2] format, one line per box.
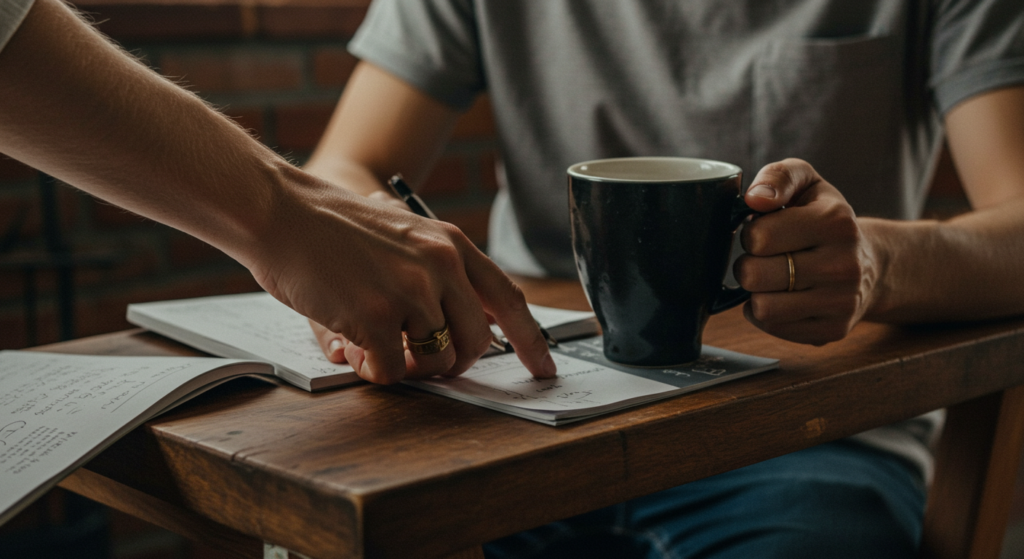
[0, 0, 498, 351]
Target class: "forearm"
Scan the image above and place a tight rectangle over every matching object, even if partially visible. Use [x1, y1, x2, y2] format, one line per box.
[304, 62, 460, 197]
[0, 0, 292, 265]
[863, 198, 1024, 323]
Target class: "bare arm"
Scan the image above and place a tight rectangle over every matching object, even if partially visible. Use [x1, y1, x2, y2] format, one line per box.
[0, 0, 554, 382]
[864, 86, 1024, 322]
[305, 62, 461, 197]
[735, 85, 1024, 344]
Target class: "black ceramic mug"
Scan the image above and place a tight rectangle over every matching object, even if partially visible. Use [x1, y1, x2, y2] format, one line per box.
[568, 157, 755, 367]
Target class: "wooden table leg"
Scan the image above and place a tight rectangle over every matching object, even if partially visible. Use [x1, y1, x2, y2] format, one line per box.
[921, 385, 1024, 559]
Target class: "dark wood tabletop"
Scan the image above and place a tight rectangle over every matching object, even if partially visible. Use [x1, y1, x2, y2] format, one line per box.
[40, 277, 1024, 559]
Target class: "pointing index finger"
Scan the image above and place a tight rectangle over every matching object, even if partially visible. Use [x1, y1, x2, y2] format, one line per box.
[462, 246, 557, 379]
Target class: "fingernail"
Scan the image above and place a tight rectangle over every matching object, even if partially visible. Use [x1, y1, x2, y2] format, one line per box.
[542, 353, 557, 377]
[329, 339, 346, 355]
[747, 184, 775, 199]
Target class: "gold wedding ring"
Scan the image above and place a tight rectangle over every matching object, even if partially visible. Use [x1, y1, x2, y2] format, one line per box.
[786, 252, 796, 292]
[406, 324, 452, 355]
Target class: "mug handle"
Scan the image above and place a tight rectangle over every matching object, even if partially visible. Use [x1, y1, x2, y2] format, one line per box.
[709, 196, 760, 314]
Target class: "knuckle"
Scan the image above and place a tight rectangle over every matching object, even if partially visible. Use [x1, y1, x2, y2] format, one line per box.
[734, 257, 761, 290]
[749, 295, 774, 322]
[823, 204, 859, 239]
[822, 255, 862, 284]
[458, 323, 493, 358]
[761, 162, 794, 187]
[781, 157, 812, 174]
[416, 235, 463, 270]
[743, 226, 771, 256]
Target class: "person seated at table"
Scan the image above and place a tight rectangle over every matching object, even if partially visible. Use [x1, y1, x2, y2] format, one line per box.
[0, 0, 556, 385]
[303, 1, 1024, 557]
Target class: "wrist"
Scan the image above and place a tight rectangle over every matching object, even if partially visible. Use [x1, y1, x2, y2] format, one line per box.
[223, 158, 330, 271]
[857, 217, 894, 319]
[303, 157, 390, 198]
[858, 217, 943, 322]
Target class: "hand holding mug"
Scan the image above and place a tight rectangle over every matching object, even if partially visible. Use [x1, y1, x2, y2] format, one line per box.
[735, 158, 882, 345]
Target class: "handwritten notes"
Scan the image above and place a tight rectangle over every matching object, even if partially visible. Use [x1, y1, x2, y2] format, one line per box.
[0, 351, 271, 525]
[409, 338, 779, 425]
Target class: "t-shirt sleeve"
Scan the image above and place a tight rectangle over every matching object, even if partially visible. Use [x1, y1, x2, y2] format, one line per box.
[930, 0, 1024, 114]
[348, 0, 484, 110]
[0, 0, 35, 54]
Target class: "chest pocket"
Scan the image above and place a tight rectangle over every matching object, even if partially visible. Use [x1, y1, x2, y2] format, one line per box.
[752, 34, 905, 219]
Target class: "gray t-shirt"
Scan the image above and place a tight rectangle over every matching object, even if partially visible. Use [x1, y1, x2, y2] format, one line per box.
[0, 0, 34, 54]
[351, 0, 1024, 277]
[349, 0, 1024, 480]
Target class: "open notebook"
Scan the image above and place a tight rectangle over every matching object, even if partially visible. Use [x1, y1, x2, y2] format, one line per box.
[127, 292, 778, 425]
[127, 292, 599, 391]
[0, 351, 272, 526]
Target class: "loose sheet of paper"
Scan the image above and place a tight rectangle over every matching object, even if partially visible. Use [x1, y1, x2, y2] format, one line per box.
[411, 337, 778, 421]
[0, 351, 267, 525]
[415, 352, 676, 412]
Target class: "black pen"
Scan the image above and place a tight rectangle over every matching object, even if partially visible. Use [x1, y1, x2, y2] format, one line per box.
[384, 174, 557, 351]
[385, 174, 437, 220]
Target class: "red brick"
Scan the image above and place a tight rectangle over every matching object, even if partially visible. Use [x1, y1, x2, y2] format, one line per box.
[0, 155, 36, 181]
[56, 187, 82, 233]
[258, 6, 367, 39]
[0, 194, 40, 238]
[313, 47, 358, 88]
[0, 266, 59, 302]
[78, 5, 250, 42]
[74, 243, 158, 288]
[0, 313, 29, 349]
[452, 95, 496, 139]
[159, 51, 303, 93]
[274, 104, 335, 152]
[0, 189, 77, 240]
[419, 157, 468, 199]
[480, 151, 500, 193]
[168, 232, 232, 269]
[0, 306, 60, 348]
[434, 205, 492, 248]
[222, 107, 267, 140]
[0, 270, 29, 301]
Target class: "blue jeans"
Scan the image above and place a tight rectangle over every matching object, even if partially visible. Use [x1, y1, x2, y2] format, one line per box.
[484, 440, 926, 559]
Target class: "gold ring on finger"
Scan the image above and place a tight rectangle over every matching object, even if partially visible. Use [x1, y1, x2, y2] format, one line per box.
[406, 323, 452, 355]
[786, 252, 796, 292]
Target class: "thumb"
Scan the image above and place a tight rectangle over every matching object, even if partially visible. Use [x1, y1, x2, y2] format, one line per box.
[744, 158, 821, 213]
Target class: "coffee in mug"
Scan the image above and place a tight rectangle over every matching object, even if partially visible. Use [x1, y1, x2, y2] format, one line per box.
[568, 156, 754, 367]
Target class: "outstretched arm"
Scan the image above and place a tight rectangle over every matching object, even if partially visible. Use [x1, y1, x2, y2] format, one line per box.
[734, 86, 1024, 344]
[0, 0, 555, 382]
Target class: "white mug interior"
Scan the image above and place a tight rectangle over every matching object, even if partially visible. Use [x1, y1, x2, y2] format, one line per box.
[568, 157, 741, 183]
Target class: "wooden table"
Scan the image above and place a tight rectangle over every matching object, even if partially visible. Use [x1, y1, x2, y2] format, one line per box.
[38, 278, 1024, 559]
